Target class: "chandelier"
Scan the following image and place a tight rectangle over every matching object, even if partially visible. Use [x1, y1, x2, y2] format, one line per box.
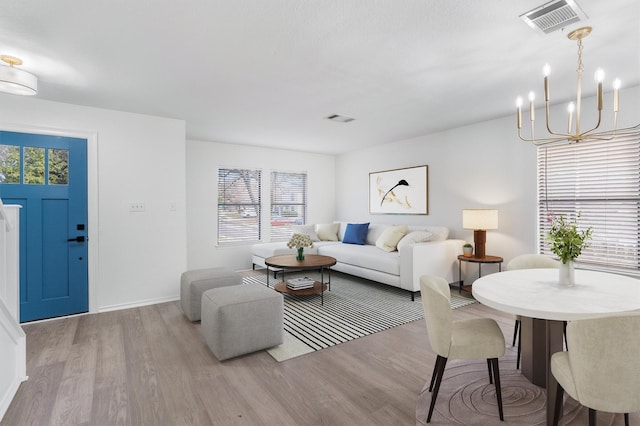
[515, 26, 639, 146]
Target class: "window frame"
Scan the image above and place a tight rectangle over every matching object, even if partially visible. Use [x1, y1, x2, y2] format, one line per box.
[270, 170, 307, 241]
[537, 133, 640, 276]
[217, 167, 262, 246]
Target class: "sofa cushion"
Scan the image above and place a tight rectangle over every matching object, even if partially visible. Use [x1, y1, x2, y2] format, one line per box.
[291, 224, 319, 241]
[365, 223, 389, 245]
[407, 226, 449, 241]
[343, 222, 370, 245]
[319, 244, 400, 276]
[376, 224, 408, 252]
[317, 223, 340, 241]
[396, 230, 434, 251]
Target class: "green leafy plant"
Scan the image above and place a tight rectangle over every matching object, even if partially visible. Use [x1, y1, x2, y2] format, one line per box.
[546, 214, 593, 264]
[463, 243, 473, 248]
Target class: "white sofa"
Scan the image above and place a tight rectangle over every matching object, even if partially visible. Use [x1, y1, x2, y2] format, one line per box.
[251, 222, 465, 299]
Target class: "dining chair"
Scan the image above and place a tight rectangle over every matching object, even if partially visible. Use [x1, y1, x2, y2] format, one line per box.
[506, 254, 560, 369]
[551, 312, 640, 426]
[420, 275, 505, 422]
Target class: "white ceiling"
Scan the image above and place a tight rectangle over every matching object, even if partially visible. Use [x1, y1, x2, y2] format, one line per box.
[1, 0, 638, 154]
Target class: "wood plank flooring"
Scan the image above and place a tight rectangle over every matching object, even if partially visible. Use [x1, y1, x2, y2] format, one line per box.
[2, 295, 516, 425]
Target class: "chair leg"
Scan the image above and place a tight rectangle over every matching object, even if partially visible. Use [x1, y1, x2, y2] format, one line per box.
[429, 356, 443, 392]
[512, 319, 520, 346]
[553, 381, 564, 426]
[427, 355, 447, 423]
[563, 321, 568, 350]
[487, 359, 493, 384]
[490, 358, 504, 421]
[624, 413, 629, 426]
[588, 408, 596, 426]
[516, 331, 522, 370]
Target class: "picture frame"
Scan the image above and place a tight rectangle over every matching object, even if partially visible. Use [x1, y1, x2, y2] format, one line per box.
[369, 165, 428, 215]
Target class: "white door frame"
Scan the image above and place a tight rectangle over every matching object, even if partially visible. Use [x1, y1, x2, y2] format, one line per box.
[0, 123, 99, 314]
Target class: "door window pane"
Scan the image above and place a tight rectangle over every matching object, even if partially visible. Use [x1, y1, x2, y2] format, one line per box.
[24, 146, 45, 184]
[0, 144, 21, 183]
[48, 148, 69, 185]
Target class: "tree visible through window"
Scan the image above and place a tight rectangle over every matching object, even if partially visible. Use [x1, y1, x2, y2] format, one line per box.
[217, 168, 261, 245]
[537, 134, 640, 273]
[271, 171, 307, 240]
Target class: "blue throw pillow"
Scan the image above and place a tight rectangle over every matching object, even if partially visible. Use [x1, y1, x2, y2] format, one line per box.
[342, 223, 370, 245]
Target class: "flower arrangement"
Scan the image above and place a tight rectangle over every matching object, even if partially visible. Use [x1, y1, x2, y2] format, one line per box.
[546, 214, 593, 264]
[287, 233, 314, 249]
[288, 233, 314, 261]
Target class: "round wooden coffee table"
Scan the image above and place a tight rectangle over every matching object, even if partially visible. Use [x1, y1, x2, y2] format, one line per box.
[265, 254, 337, 305]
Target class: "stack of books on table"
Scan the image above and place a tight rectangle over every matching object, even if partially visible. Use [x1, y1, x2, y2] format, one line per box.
[286, 277, 315, 290]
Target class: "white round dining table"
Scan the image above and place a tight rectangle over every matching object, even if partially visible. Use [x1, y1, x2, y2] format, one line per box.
[472, 268, 640, 321]
[472, 268, 640, 426]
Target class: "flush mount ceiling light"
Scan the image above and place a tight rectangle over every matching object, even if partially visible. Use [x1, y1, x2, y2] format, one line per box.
[0, 55, 38, 96]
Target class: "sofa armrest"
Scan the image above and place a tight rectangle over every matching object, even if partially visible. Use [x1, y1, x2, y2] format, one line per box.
[399, 239, 465, 292]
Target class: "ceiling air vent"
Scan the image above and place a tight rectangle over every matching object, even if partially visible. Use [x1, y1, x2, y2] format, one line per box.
[325, 114, 355, 123]
[520, 0, 588, 35]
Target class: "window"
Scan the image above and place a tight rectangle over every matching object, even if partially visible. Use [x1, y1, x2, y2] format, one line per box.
[217, 168, 261, 245]
[537, 134, 640, 274]
[270, 171, 307, 240]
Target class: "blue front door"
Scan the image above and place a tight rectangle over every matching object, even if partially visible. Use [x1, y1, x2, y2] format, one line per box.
[0, 131, 88, 322]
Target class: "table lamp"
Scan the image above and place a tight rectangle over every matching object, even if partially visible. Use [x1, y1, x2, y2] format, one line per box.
[463, 209, 498, 258]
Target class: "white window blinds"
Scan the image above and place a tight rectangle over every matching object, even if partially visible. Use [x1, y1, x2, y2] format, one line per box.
[270, 171, 307, 240]
[217, 168, 261, 245]
[537, 133, 640, 273]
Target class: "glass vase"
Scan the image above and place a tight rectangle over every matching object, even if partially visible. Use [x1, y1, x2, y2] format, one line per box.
[296, 247, 305, 261]
[559, 260, 575, 287]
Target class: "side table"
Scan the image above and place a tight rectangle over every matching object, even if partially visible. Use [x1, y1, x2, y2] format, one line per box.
[457, 254, 503, 294]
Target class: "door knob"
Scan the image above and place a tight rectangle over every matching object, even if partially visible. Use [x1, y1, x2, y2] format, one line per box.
[67, 236, 85, 242]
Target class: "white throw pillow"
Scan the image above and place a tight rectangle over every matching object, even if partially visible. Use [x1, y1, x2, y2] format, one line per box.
[316, 223, 340, 241]
[396, 230, 435, 251]
[375, 225, 408, 252]
[291, 224, 319, 241]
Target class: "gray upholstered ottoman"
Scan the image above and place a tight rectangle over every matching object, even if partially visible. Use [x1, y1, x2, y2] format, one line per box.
[201, 283, 284, 361]
[180, 267, 242, 321]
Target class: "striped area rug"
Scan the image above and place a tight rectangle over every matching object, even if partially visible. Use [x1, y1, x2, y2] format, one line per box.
[242, 270, 476, 361]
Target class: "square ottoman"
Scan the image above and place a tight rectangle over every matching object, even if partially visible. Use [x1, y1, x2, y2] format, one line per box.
[180, 267, 242, 321]
[201, 283, 284, 361]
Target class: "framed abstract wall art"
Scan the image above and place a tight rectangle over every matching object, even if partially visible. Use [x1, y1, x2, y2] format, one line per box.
[369, 165, 428, 215]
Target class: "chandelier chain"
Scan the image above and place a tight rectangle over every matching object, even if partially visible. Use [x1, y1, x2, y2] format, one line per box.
[576, 39, 584, 73]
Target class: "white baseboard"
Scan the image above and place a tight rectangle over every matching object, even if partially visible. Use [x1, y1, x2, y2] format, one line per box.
[98, 295, 180, 313]
[0, 374, 27, 422]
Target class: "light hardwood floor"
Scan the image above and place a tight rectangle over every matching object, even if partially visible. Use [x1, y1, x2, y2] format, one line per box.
[2, 295, 516, 425]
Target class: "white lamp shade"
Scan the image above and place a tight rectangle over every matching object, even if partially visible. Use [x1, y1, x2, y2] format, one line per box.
[463, 209, 498, 230]
[0, 65, 38, 96]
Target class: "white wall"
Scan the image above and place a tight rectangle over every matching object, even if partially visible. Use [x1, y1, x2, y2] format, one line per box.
[186, 140, 335, 271]
[335, 86, 640, 271]
[335, 116, 537, 271]
[0, 95, 187, 312]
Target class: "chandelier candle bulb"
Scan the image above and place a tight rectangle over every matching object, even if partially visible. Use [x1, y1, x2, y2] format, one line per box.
[543, 64, 551, 101]
[613, 79, 620, 112]
[516, 97, 523, 129]
[528, 91, 535, 121]
[594, 68, 605, 111]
